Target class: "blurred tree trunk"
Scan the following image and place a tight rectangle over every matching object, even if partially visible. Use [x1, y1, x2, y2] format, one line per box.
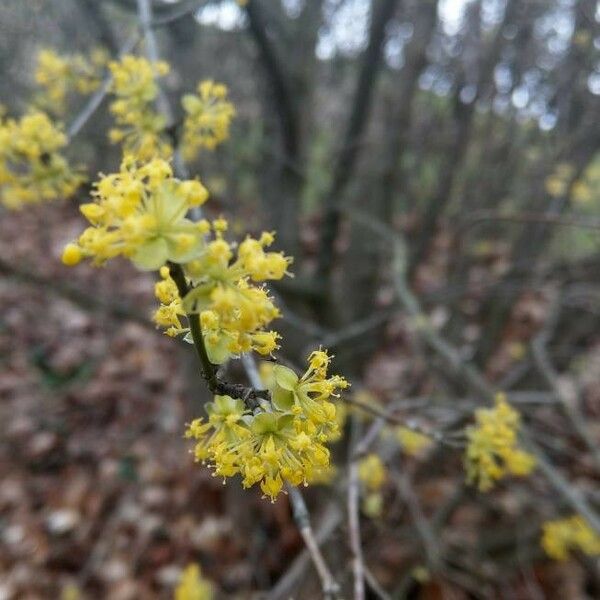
[244, 0, 313, 257]
[379, 0, 439, 217]
[475, 0, 599, 365]
[317, 0, 401, 303]
[408, 0, 518, 278]
[336, 0, 439, 374]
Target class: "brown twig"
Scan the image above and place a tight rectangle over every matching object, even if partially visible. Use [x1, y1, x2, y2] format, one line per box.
[0, 256, 155, 330]
[363, 565, 392, 600]
[393, 470, 442, 570]
[267, 501, 342, 600]
[167, 262, 268, 407]
[461, 209, 600, 234]
[317, 0, 401, 283]
[345, 207, 600, 534]
[348, 417, 366, 600]
[343, 396, 463, 448]
[67, 30, 141, 140]
[531, 292, 600, 470]
[287, 486, 341, 600]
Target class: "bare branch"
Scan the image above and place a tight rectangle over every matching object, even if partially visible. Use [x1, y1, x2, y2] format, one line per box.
[348, 417, 366, 599]
[67, 31, 141, 140]
[344, 207, 600, 534]
[393, 470, 442, 570]
[531, 293, 600, 470]
[287, 486, 341, 599]
[267, 501, 342, 600]
[462, 210, 600, 233]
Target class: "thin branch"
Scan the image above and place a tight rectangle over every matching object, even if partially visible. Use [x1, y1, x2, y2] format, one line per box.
[393, 471, 442, 570]
[244, 0, 300, 162]
[0, 256, 154, 330]
[461, 210, 600, 233]
[348, 417, 366, 600]
[67, 31, 141, 140]
[137, 0, 175, 124]
[343, 396, 462, 448]
[363, 566, 391, 600]
[267, 503, 342, 600]
[345, 207, 600, 534]
[249, 361, 341, 599]
[150, 0, 205, 27]
[166, 262, 217, 387]
[317, 308, 395, 349]
[287, 486, 341, 600]
[167, 262, 268, 406]
[531, 295, 600, 470]
[352, 417, 388, 460]
[523, 437, 600, 534]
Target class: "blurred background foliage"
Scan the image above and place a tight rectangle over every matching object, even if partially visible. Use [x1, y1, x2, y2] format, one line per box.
[1, 0, 599, 598]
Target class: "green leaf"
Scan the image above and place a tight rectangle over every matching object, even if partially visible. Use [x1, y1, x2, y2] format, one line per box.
[271, 386, 294, 411]
[205, 334, 231, 364]
[276, 413, 295, 431]
[273, 365, 298, 391]
[131, 237, 169, 270]
[182, 283, 215, 313]
[250, 412, 277, 435]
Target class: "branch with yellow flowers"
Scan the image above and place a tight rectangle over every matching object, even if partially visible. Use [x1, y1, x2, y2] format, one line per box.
[167, 260, 270, 407]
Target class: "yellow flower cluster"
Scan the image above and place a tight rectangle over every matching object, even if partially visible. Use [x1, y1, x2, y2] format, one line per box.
[153, 265, 188, 337]
[541, 514, 600, 561]
[396, 426, 432, 457]
[154, 243, 284, 364]
[185, 351, 349, 501]
[464, 394, 536, 491]
[62, 80, 345, 502]
[34, 48, 108, 115]
[358, 453, 386, 491]
[61, 157, 208, 268]
[152, 221, 290, 363]
[0, 111, 84, 209]
[174, 563, 213, 600]
[108, 55, 172, 160]
[107, 56, 235, 163]
[358, 453, 386, 518]
[181, 80, 236, 160]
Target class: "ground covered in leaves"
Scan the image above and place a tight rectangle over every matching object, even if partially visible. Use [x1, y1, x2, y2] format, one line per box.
[1, 202, 598, 599]
[0, 203, 310, 599]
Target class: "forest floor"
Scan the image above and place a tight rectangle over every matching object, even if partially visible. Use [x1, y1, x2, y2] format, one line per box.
[0, 201, 597, 599]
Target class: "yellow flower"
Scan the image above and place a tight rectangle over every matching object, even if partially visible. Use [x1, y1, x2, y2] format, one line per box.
[181, 80, 236, 160]
[185, 351, 347, 501]
[464, 394, 535, 491]
[175, 223, 290, 362]
[62, 157, 209, 269]
[108, 55, 171, 159]
[186, 397, 332, 502]
[358, 454, 386, 491]
[571, 180, 593, 204]
[542, 515, 600, 561]
[175, 563, 213, 600]
[34, 48, 108, 115]
[269, 350, 349, 440]
[0, 111, 84, 209]
[396, 426, 431, 456]
[362, 492, 383, 518]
